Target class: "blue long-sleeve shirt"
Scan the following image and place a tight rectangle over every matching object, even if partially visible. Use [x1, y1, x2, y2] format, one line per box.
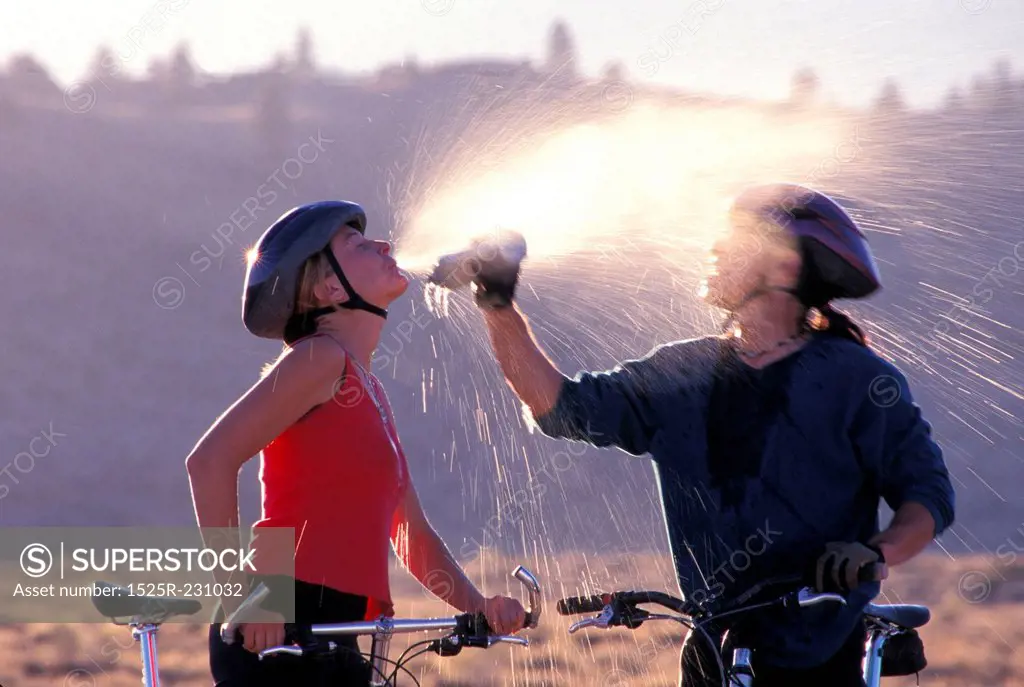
[534, 331, 955, 668]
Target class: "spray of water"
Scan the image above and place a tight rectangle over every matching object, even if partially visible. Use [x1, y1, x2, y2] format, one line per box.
[377, 90, 1022, 686]
[395, 103, 854, 278]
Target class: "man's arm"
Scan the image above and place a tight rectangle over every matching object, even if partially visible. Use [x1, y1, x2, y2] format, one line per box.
[481, 305, 566, 419]
[465, 234, 674, 456]
[869, 501, 937, 567]
[853, 363, 956, 564]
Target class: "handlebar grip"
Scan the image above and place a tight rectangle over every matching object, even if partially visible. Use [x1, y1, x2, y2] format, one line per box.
[556, 595, 610, 616]
[859, 562, 886, 583]
[475, 611, 493, 635]
[220, 583, 271, 645]
[283, 623, 310, 645]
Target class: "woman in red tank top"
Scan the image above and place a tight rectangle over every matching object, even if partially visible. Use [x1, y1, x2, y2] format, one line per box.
[186, 201, 526, 686]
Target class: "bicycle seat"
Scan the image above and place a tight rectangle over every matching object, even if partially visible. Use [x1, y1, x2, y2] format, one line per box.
[863, 603, 930, 629]
[91, 581, 202, 624]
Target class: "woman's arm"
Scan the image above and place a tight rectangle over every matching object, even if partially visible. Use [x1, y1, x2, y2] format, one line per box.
[391, 482, 485, 613]
[391, 480, 525, 634]
[185, 338, 344, 619]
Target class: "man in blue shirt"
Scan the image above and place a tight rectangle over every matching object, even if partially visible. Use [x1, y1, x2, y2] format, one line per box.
[453, 184, 955, 686]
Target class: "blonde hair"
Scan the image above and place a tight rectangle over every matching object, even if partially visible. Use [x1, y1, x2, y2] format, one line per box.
[294, 250, 335, 317]
[260, 250, 337, 378]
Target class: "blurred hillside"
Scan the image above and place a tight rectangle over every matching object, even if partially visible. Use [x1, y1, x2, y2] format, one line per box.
[0, 23, 1021, 570]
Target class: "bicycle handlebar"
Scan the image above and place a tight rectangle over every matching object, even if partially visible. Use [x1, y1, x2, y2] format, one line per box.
[560, 587, 848, 635]
[258, 612, 528, 660]
[513, 564, 543, 629]
[557, 590, 689, 616]
[556, 559, 885, 628]
[723, 562, 884, 614]
[219, 583, 271, 645]
[221, 565, 542, 648]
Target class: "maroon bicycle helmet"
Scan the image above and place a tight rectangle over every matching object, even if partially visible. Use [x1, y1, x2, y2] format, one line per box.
[729, 183, 882, 306]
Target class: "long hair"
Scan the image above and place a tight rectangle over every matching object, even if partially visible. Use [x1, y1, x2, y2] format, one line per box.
[262, 250, 336, 377]
[808, 303, 870, 347]
[795, 238, 870, 347]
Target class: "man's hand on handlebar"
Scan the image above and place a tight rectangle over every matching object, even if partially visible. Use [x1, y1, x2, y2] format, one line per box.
[482, 595, 527, 635]
[814, 541, 888, 593]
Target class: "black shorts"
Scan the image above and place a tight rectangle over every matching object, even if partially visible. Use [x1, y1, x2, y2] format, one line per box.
[208, 577, 374, 687]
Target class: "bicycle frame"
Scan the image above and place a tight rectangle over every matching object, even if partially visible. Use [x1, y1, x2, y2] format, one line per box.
[731, 625, 890, 687]
[133, 623, 162, 687]
[863, 629, 886, 686]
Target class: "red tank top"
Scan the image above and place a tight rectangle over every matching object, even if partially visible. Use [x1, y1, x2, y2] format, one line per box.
[251, 337, 409, 619]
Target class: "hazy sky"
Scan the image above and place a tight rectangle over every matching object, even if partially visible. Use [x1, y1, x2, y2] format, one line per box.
[4, 0, 1023, 107]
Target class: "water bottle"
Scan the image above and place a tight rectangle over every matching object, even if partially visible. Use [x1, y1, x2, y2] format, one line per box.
[427, 229, 527, 290]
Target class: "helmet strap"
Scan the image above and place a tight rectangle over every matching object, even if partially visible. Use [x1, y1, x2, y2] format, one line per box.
[306, 247, 389, 320]
[721, 280, 805, 334]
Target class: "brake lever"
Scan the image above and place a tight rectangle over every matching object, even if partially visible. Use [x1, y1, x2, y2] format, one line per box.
[487, 635, 529, 648]
[795, 588, 847, 608]
[567, 606, 614, 634]
[258, 640, 337, 661]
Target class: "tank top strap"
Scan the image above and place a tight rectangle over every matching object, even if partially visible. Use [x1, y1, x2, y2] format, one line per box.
[288, 333, 352, 407]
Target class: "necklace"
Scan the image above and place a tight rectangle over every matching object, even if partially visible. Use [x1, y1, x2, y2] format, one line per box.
[344, 354, 406, 484]
[346, 356, 389, 427]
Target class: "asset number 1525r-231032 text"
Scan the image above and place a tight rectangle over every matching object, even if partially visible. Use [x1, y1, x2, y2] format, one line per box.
[128, 582, 245, 597]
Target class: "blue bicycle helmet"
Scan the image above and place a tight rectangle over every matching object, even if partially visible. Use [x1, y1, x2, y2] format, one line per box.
[242, 200, 388, 340]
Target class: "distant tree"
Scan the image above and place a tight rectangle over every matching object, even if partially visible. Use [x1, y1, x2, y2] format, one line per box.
[147, 56, 169, 83]
[990, 58, 1015, 110]
[546, 20, 578, 83]
[943, 86, 966, 112]
[0, 89, 18, 128]
[293, 27, 316, 80]
[992, 58, 1012, 89]
[6, 54, 58, 97]
[88, 45, 123, 84]
[874, 78, 906, 114]
[270, 52, 290, 75]
[601, 61, 625, 82]
[255, 67, 292, 161]
[790, 67, 820, 107]
[168, 42, 197, 90]
[403, 54, 420, 76]
[969, 74, 991, 108]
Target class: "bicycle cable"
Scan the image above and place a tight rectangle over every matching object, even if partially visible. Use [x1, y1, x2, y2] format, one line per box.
[687, 617, 729, 687]
[382, 647, 434, 687]
[321, 643, 422, 687]
[697, 599, 778, 628]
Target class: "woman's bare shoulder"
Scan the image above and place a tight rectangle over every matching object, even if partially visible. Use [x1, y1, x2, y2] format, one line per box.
[264, 335, 349, 388]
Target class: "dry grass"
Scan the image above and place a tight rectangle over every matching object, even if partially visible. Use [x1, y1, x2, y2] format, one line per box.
[3, 552, 1022, 686]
